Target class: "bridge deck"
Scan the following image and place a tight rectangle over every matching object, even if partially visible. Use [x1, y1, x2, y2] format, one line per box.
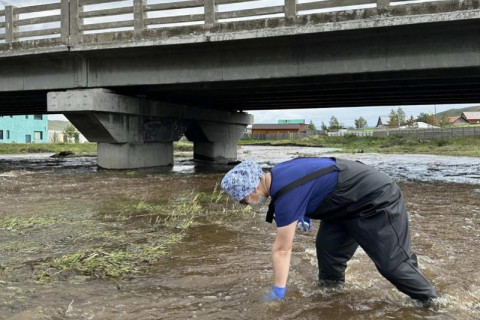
[1, 0, 480, 115]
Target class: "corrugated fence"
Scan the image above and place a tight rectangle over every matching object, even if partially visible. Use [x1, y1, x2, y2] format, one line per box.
[374, 126, 480, 139]
[242, 127, 480, 140]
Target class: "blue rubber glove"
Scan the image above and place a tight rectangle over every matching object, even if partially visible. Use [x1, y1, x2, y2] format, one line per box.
[262, 286, 286, 302]
[297, 217, 312, 232]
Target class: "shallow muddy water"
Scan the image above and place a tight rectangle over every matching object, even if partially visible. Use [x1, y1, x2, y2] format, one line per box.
[0, 147, 479, 320]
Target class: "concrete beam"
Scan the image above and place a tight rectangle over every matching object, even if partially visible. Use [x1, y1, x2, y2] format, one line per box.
[47, 89, 252, 125]
[63, 112, 140, 143]
[0, 54, 87, 91]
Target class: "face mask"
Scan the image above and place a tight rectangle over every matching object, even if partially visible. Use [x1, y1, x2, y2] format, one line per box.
[249, 195, 268, 208]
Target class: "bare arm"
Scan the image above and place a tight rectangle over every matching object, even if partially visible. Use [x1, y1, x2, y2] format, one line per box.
[272, 221, 297, 288]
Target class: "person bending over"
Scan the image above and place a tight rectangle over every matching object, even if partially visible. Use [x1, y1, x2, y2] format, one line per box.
[221, 158, 439, 305]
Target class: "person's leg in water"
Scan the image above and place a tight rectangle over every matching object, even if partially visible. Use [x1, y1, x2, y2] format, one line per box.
[342, 188, 439, 303]
[316, 220, 358, 287]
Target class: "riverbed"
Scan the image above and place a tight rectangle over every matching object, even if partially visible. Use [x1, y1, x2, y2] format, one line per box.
[0, 146, 479, 319]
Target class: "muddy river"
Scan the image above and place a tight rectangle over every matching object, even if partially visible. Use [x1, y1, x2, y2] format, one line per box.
[0, 146, 479, 320]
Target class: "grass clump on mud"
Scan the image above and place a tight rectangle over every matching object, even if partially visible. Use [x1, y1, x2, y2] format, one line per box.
[0, 176, 250, 285]
[44, 240, 176, 279]
[32, 186, 245, 282]
[0, 216, 64, 231]
[240, 135, 480, 157]
[34, 198, 199, 281]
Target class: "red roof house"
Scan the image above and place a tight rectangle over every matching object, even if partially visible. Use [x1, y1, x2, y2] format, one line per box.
[448, 116, 468, 125]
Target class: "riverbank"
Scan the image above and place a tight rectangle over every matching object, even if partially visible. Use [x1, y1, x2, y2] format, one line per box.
[239, 135, 480, 157]
[0, 136, 479, 157]
[0, 142, 97, 155]
[0, 141, 193, 157]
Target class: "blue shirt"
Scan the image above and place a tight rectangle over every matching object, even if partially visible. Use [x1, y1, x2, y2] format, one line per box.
[270, 158, 338, 227]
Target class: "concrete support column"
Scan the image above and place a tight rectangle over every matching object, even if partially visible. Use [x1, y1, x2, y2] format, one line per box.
[98, 142, 173, 169]
[48, 89, 178, 169]
[187, 121, 246, 163]
[194, 140, 237, 163]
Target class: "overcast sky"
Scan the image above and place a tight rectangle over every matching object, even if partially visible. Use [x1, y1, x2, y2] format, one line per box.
[2, 1, 477, 126]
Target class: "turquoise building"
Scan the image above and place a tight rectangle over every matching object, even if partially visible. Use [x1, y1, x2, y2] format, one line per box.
[0, 115, 48, 143]
[278, 119, 305, 124]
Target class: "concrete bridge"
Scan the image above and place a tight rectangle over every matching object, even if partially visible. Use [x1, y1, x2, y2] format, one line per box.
[1, 0, 480, 168]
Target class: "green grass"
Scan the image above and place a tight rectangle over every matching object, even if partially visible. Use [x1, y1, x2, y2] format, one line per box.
[0, 142, 97, 155]
[0, 216, 64, 231]
[173, 140, 193, 151]
[240, 135, 480, 157]
[1, 135, 478, 158]
[0, 141, 194, 156]
[43, 238, 177, 278]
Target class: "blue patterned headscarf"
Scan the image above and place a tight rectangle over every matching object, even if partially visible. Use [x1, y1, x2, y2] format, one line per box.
[221, 159, 264, 201]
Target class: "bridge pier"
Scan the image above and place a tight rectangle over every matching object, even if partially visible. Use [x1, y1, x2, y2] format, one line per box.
[186, 121, 246, 163]
[97, 142, 173, 169]
[47, 89, 252, 169]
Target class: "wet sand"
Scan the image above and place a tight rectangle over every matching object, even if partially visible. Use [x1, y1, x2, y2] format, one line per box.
[0, 147, 479, 319]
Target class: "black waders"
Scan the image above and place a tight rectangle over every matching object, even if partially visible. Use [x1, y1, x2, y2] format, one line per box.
[310, 159, 439, 302]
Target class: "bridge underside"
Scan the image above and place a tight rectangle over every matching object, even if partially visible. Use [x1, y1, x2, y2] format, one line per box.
[112, 69, 480, 110]
[2, 68, 480, 115]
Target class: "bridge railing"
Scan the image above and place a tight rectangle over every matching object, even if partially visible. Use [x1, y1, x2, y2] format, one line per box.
[0, 9, 4, 43]
[0, 0, 69, 43]
[0, 0, 452, 46]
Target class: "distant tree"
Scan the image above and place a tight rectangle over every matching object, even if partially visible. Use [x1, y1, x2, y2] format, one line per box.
[388, 109, 399, 128]
[354, 116, 368, 129]
[406, 115, 416, 128]
[329, 116, 343, 130]
[417, 112, 430, 123]
[426, 114, 439, 126]
[439, 115, 450, 127]
[64, 124, 79, 143]
[397, 107, 406, 126]
[307, 120, 316, 131]
[52, 131, 59, 143]
[321, 122, 328, 131]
